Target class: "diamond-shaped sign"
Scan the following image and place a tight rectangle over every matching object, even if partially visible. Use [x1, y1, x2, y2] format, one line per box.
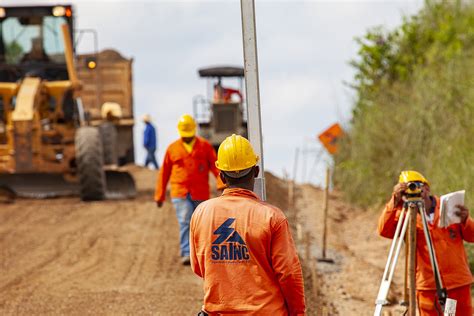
[318, 123, 344, 155]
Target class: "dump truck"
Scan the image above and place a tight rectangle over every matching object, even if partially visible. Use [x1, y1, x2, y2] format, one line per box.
[193, 66, 248, 151]
[0, 5, 136, 200]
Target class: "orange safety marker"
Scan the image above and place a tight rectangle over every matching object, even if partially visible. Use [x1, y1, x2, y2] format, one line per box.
[318, 123, 343, 155]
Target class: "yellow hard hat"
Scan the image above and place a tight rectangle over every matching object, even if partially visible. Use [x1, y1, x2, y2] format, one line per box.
[399, 170, 430, 186]
[177, 114, 196, 137]
[216, 134, 259, 177]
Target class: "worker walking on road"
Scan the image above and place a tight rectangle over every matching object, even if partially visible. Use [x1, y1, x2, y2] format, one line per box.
[190, 134, 306, 315]
[143, 114, 159, 170]
[378, 170, 473, 316]
[155, 114, 222, 265]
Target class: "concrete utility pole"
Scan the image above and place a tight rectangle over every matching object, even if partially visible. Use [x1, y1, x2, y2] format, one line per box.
[240, 0, 266, 200]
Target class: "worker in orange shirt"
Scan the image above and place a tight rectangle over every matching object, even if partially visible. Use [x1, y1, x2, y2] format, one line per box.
[378, 170, 473, 316]
[190, 134, 306, 315]
[155, 114, 222, 265]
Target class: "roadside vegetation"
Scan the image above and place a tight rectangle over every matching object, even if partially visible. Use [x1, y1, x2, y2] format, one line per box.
[335, 0, 474, 268]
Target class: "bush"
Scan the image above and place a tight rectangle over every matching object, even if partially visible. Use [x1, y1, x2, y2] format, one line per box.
[336, 1, 474, 209]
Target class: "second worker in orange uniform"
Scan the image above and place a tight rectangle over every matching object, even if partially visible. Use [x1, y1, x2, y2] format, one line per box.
[190, 134, 306, 315]
[155, 114, 222, 265]
[378, 170, 473, 315]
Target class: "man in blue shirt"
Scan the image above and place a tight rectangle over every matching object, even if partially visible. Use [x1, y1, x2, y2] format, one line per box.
[143, 114, 159, 169]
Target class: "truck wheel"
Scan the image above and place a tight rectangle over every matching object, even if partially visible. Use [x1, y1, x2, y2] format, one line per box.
[99, 122, 118, 165]
[75, 127, 106, 201]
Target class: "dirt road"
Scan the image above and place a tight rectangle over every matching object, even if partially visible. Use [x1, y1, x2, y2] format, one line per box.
[1, 167, 409, 315]
[0, 167, 203, 315]
[1, 168, 321, 315]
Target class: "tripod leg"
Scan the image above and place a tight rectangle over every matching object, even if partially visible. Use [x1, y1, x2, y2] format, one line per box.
[418, 202, 447, 310]
[374, 207, 410, 316]
[382, 207, 407, 281]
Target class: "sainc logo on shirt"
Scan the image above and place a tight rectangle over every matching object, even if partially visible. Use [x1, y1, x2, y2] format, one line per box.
[211, 218, 250, 262]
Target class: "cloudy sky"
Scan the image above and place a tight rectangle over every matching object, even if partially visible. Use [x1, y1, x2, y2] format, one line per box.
[7, 0, 423, 185]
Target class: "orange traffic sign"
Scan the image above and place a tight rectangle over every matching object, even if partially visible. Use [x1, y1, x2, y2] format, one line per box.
[318, 123, 344, 155]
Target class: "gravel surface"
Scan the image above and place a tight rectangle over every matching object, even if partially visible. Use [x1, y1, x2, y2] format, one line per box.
[2, 166, 404, 315]
[0, 167, 202, 315]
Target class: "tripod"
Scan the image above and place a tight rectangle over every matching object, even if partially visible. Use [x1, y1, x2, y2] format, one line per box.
[374, 197, 448, 316]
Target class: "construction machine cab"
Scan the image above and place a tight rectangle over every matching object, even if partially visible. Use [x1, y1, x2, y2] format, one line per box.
[0, 6, 73, 82]
[0, 5, 136, 200]
[194, 66, 248, 151]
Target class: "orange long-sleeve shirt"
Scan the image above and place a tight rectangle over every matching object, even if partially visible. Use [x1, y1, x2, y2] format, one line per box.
[190, 188, 306, 315]
[378, 195, 474, 290]
[154, 137, 221, 202]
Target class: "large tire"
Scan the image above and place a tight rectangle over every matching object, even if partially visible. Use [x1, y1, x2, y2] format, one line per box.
[75, 127, 106, 201]
[99, 122, 118, 165]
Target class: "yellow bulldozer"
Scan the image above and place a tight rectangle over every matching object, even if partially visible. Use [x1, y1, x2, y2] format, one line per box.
[0, 5, 135, 200]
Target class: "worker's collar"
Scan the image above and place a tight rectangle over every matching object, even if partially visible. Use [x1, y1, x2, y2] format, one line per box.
[181, 136, 196, 145]
[222, 187, 259, 200]
[181, 137, 196, 153]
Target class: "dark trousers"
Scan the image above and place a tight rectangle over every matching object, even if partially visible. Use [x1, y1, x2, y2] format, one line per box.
[144, 148, 159, 169]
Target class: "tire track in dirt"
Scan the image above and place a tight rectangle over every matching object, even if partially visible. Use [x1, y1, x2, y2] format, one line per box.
[121, 202, 163, 288]
[0, 167, 204, 315]
[0, 168, 315, 315]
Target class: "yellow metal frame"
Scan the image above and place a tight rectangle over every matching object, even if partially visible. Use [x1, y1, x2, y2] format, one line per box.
[0, 24, 79, 174]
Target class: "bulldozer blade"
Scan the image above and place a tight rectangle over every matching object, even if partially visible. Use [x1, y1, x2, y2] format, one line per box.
[104, 170, 136, 199]
[0, 171, 136, 200]
[0, 174, 78, 198]
[0, 185, 16, 203]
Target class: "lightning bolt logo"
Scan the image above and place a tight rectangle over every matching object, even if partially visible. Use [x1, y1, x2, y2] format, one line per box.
[213, 218, 236, 244]
[211, 218, 249, 261]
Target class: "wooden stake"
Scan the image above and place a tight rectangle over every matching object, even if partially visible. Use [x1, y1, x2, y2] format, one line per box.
[408, 204, 417, 316]
[321, 167, 330, 259]
[288, 148, 299, 225]
[403, 234, 409, 305]
[305, 231, 311, 262]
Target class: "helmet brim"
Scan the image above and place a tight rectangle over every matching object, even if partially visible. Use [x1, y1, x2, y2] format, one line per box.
[222, 167, 253, 179]
[179, 129, 196, 138]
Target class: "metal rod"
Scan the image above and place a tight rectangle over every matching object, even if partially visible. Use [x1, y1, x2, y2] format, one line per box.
[419, 202, 444, 288]
[381, 207, 406, 282]
[292, 147, 300, 184]
[374, 208, 410, 316]
[321, 167, 330, 258]
[240, 0, 265, 200]
[419, 201, 447, 310]
[288, 148, 299, 225]
[302, 141, 308, 183]
[388, 210, 410, 282]
[61, 24, 79, 87]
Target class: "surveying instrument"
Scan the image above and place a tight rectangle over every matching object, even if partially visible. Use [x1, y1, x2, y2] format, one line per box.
[374, 181, 451, 316]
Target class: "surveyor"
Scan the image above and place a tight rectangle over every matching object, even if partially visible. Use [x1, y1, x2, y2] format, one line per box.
[378, 170, 473, 316]
[143, 114, 159, 169]
[155, 114, 222, 265]
[189, 134, 306, 315]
